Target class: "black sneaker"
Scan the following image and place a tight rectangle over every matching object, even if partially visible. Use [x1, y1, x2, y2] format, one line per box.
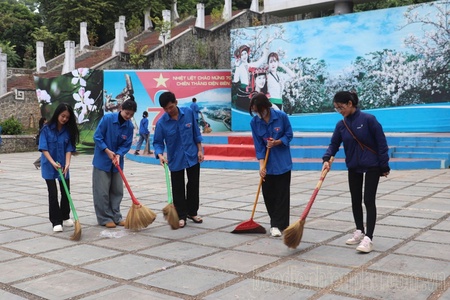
[134, 151, 139, 155]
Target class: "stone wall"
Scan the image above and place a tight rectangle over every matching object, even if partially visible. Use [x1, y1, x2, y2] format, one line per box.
[0, 90, 40, 130]
[0, 135, 37, 153]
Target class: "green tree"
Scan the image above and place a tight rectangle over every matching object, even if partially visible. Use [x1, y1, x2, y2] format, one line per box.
[0, 1, 41, 67]
[0, 41, 21, 67]
[355, 0, 434, 11]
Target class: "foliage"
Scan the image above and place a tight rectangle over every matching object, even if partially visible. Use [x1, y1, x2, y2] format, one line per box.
[355, 0, 435, 11]
[0, 117, 23, 135]
[0, 1, 41, 67]
[127, 41, 149, 69]
[211, 7, 224, 25]
[22, 44, 36, 69]
[0, 41, 21, 67]
[31, 26, 66, 60]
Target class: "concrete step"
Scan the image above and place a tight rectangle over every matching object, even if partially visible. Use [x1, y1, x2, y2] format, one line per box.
[130, 133, 450, 170]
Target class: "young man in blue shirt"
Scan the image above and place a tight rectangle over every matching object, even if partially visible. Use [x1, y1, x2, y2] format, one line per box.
[153, 91, 204, 228]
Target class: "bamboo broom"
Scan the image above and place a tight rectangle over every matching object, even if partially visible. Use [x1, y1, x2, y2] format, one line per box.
[283, 157, 334, 249]
[114, 162, 156, 230]
[162, 163, 179, 229]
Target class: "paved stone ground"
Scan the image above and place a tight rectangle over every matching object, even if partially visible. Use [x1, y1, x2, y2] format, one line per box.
[0, 152, 449, 300]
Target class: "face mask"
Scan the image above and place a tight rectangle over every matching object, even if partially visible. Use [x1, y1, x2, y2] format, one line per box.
[256, 110, 268, 119]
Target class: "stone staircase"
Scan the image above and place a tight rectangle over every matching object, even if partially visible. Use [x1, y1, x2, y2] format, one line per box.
[128, 133, 450, 170]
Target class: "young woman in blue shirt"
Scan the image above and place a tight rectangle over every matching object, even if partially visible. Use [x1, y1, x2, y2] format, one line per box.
[39, 103, 79, 232]
[249, 92, 293, 237]
[322, 91, 390, 253]
[153, 91, 204, 228]
[92, 99, 137, 228]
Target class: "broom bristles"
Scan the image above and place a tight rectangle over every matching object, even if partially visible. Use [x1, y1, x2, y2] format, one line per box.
[70, 220, 82, 241]
[163, 204, 179, 229]
[283, 219, 305, 249]
[125, 203, 156, 231]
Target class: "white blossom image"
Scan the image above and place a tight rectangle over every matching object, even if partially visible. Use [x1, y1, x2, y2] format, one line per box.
[36, 89, 51, 105]
[71, 68, 89, 87]
[73, 87, 97, 124]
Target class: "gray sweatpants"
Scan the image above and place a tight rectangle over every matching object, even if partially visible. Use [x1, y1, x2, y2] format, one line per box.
[92, 166, 124, 225]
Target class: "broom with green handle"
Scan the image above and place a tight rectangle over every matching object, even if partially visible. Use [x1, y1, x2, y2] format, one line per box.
[163, 162, 179, 229]
[57, 166, 81, 241]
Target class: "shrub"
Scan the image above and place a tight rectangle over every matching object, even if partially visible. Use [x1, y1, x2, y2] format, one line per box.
[0, 117, 23, 135]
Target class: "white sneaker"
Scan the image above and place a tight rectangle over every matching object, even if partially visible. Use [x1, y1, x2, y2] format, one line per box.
[346, 229, 365, 245]
[53, 225, 63, 232]
[270, 227, 282, 237]
[63, 219, 74, 227]
[356, 236, 373, 253]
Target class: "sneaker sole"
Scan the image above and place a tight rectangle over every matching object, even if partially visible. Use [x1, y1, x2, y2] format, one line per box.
[346, 240, 362, 245]
[356, 247, 372, 253]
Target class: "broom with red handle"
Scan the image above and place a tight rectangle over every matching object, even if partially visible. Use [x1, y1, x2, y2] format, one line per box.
[114, 161, 156, 230]
[231, 147, 270, 234]
[283, 156, 334, 248]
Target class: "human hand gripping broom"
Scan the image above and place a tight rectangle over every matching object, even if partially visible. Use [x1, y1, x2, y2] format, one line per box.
[163, 162, 179, 229]
[283, 156, 334, 249]
[113, 159, 156, 230]
[57, 165, 81, 241]
[231, 147, 270, 234]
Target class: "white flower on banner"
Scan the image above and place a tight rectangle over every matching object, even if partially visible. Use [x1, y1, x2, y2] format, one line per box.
[71, 68, 89, 87]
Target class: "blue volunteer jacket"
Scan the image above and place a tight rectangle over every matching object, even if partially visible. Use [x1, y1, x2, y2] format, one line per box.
[153, 106, 203, 172]
[39, 123, 76, 180]
[139, 117, 149, 135]
[323, 108, 390, 173]
[250, 108, 293, 175]
[92, 112, 134, 172]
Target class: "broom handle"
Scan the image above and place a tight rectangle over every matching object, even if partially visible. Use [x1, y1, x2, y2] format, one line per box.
[57, 166, 79, 221]
[250, 147, 270, 219]
[300, 156, 334, 220]
[164, 163, 173, 204]
[114, 162, 141, 206]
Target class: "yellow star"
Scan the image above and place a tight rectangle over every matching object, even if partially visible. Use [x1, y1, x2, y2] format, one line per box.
[154, 73, 169, 88]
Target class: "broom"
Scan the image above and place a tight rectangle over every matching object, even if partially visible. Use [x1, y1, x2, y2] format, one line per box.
[231, 147, 270, 234]
[162, 162, 179, 229]
[283, 156, 334, 249]
[57, 167, 81, 241]
[114, 162, 156, 230]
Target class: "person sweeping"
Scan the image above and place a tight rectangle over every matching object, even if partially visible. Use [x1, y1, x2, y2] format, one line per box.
[38, 103, 79, 232]
[92, 99, 137, 228]
[153, 91, 204, 229]
[322, 91, 390, 253]
[249, 92, 293, 237]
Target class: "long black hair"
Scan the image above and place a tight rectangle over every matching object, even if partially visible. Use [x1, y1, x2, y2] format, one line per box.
[48, 103, 80, 147]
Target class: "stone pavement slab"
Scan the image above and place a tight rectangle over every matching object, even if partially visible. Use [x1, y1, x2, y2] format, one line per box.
[0, 152, 449, 299]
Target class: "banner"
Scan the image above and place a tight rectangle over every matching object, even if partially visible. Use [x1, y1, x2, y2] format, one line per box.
[230, 1, 450, 132]
[104, 70, 232, 136]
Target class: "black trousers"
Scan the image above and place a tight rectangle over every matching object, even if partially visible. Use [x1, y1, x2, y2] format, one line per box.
[171, 163, 200, 221]
[261, 170, 291, 231]
[45, 179, 71, 227]
[348, 169, 380, 240]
